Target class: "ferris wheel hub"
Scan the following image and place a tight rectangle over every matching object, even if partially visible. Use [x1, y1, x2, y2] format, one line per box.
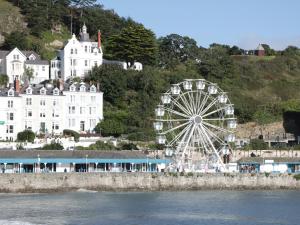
[193, 115, 202, 124]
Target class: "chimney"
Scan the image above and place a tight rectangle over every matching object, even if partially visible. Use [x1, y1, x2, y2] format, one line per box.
[97, 30, 101, 49]
[96, 82, 100, 91]
[58, 79, 64, 91]
[14, 78, 20, 93]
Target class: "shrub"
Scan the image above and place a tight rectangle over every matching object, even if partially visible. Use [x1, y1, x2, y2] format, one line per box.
[63, 129, 80, 142]
[41, 142, 64, 150]
[293, 174, 300, 181]
[17, 130, 35, 142]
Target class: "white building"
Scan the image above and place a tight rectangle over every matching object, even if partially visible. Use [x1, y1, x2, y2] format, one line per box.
[51, 24, 104, 81]
[0, 48, 49, 84]
[0, 80, 103, 141]
[51, 24, 142, 81]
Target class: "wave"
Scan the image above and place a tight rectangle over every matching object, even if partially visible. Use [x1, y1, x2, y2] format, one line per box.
[0, 220, 36, 225]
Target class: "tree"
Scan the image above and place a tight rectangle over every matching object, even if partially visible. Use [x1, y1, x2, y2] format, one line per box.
[105, 24, 158, 66]
[0, 75, 8, 87]
[261, 44, 276, 56]
[89, 64, 127, 104]
[23, 67, 34, 84]
[158, 34, 199, 68]
[17, 130, 35, 142]
[3, 31, 29, 50]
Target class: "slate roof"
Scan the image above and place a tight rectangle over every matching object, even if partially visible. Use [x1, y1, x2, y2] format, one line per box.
[0, 88, 20, 97]
[0, 50, 9, 59]
[0, 49, 41, 60]
[25, 60, 49, 65]
[19, 84, 63, 96]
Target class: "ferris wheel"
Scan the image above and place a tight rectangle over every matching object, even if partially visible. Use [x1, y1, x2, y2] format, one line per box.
[153, 79, 237, 172]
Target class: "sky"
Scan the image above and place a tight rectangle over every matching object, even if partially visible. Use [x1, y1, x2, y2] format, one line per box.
[98, 0, 300, 50]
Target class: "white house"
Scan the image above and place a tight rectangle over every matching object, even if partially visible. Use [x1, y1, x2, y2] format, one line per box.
[51, 24, 142, 81]
[0, 80, 103, 141]
[0, 48, 49, 84]
[51, 24, 104, 81]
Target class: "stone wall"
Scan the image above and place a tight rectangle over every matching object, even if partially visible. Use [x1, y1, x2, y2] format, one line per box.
[0, 173, 299, 193]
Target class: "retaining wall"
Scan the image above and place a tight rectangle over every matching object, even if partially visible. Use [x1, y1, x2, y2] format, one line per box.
[0, 173, 300, 192]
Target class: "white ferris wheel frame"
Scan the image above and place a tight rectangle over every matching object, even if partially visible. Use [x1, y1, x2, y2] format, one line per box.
[154, 79, 237, 171]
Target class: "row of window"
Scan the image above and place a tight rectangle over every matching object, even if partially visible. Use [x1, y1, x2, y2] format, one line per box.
[68, 119, 96, 128]
[68, 106, 96, 114]
[70, 95, 96, 102]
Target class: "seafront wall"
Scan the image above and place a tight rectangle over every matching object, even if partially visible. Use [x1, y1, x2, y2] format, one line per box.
[0, 173, 300, 192]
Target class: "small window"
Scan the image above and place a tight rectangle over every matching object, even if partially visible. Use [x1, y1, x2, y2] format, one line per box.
[85, 60, 88, 66]
[75, 49, 77, 54]
[40, 99, 45, 106]
[71, 49, 74, 54]
[26, 88, 32, 95]
[90, 86, 96, 92]
[53, 88, 59, 96]
[40, 112, 46, 118]
[80, 85, 86, 92]
[27, 110, 32, 117]
[26, 98, 32, 106]
[85, 46, 87, 52]
[40, 88, 46, 95]
[91, 96, 96, 102]
[8, 100, 13, 108]
[8, 112, 14, 121]
[42, 66, 45, 71]
[8, 90, 14, 97]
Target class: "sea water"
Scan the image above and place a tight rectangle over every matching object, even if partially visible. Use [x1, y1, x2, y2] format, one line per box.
[0, 191, 299, 225]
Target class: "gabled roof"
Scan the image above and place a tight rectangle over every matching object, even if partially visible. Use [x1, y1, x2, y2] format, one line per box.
[25, 60, 49, 65]
[256, 44, 265, 51]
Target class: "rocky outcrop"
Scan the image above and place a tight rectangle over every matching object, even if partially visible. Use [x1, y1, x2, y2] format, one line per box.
[0, 173, 299, 193]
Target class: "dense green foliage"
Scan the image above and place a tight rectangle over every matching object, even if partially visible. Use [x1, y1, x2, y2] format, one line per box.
[244, 139, 268, 150]
[17, 130, 35, 142]
[2, 0, 300, 141]
[41, 142, 64, 150]
[105, 24, 157, 65]
[63, 129, 80, 142]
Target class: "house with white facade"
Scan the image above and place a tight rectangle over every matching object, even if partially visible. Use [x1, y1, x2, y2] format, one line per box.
[51, 24, 142, 81]
[51, 24, 104, 81]
[0, 80, 103, 141]
[0, 48, 49, 84]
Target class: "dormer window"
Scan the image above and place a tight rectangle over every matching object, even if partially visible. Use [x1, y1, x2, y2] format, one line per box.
[90, 85, 96, 93]
[80, 85, 86, 92]
[53, 88, 59, 96]
[8, 89, 14, 97]
[26, 87, 32, 95]
[70, 85, 76, 92]
[40, 88, 46, 95]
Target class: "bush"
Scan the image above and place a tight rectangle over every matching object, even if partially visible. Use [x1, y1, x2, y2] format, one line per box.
[244, 139, 268, 150]
[17, 130, 35, 142]
[41, 142, 64, 150]
[63, 129, 80, 142]
[293, 174, 300, 180]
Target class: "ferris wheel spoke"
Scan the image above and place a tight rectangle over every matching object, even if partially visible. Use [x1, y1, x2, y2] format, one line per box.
[164, 107, 190, 118]
[160, 121, 191, 135]
[199, 124, 226, 170]
[156, 118, 190, 122]
[196, 90, 202, 114]
[187, 91, 197, 115]
[202, 124, 227, 145]
[200, 97, 218, 116]
[180, 125, 196, 162]
[202, 105, 228, 118]
[178, 93, 194, 115]
[197, 93, 210, 115]
[203, 117, 235, 121]
[171, 96, 193, 116]
[195, 125, 211, 154]
[202, 121, 231, 134]
[169, 123, 193, 146]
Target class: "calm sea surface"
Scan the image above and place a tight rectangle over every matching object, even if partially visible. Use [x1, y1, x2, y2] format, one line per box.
[0, 191, 299, 225]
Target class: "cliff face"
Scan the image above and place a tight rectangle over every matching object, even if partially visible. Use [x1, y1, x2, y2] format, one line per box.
[0, 173, 299, 193]
[0, 0, 27, 44]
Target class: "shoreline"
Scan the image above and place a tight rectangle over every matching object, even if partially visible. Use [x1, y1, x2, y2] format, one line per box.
[0, 172, 299, 193]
